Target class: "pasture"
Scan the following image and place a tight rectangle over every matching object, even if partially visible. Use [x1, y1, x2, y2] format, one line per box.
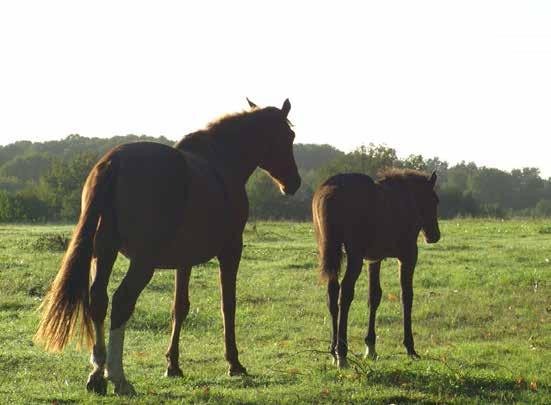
[0, 220, 549, 404]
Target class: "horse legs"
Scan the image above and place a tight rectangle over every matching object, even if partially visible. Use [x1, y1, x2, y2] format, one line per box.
[400, 259, 419, 358]
[364, 261, 382, 360]
[335, 248, 363, 368]
[327, 278, 340, 362]
[105, 259, 154, 395]
[218, 242, 247, 376]
[165, 266, 192, 377]
[86, 215, 118, 395]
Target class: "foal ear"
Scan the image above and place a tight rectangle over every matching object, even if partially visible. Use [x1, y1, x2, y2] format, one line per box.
[429, 171, 437, 187]
[246, 98, 258, 109]
[281, 98, 291, 117]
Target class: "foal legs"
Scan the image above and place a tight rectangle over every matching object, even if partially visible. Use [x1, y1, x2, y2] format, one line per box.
[105, 259, 154, 395]
[335, 249, 363, 368]
[218, 244, 247, 376]
[86, 216, 118, 395]
[327, 278, 340, 362]
[364, 261, 382, 360]
[400, 260, 419, 358]
[165, 266, 192, 377]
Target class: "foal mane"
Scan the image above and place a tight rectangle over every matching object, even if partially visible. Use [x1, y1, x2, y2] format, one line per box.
[377, 168, 430, 185]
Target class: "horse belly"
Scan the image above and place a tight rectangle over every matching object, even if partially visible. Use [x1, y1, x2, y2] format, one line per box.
[153, 168, 230, 268]
[159, 200, 228, 267]
[113, 143, 229, 267]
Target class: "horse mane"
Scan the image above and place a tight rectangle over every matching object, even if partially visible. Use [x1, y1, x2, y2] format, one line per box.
[377, 168, 430, 185]
[174, 107, 282, 155]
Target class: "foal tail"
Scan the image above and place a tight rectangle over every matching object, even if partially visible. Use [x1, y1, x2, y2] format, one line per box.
[35, 157, 117, 352]
[312, 193, 342, 282]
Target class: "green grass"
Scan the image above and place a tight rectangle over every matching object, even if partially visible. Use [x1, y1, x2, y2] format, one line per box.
[0, 220, 549, 404]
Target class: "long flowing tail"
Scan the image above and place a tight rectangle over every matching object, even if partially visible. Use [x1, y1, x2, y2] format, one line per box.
[34, 158, 116, 352]
[313, 195, 342, 282]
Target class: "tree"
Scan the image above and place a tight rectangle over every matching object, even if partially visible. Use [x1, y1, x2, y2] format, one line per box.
[468, 167, 513, 209]
[39, 153, 99, 220]
[0, 153, 52, 184]
[313, 144, 400, 188]
[534, 199, 551, 217]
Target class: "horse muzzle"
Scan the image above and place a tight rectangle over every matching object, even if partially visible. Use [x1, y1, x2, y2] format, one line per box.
[281, 176, 301, 195]
[424, 231, 441, 244]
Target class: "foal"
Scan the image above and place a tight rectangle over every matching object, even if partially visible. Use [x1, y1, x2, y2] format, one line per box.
[312, 169, 440, 368]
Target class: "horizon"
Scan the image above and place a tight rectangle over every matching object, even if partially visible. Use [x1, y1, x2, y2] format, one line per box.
[1, 1, 550, 176]
[2, 132, 549, 178]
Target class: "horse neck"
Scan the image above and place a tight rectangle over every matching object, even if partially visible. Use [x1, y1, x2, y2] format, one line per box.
[210, 129, 264, 186]
[383, 182, 422, 233]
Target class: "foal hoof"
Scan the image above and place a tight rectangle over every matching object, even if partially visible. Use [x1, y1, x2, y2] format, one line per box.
[113, 379, 136, 396]
[336, 357, 349, 369]
[228, 364, 248, 376]
[165, 366, 184, 378]
[86, 372, 107, 395]
[407, 350, 421, 360]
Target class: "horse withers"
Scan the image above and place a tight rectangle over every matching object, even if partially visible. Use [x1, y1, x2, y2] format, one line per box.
[35, 99, 301, 395]
[312, 169, 440, 368]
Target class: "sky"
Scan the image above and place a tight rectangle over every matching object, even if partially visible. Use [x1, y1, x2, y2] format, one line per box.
[1, 1, 550, 176]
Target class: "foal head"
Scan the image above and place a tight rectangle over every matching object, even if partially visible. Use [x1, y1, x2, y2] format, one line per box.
[248, 98, 301, 195]
[415, 172, 441, 243]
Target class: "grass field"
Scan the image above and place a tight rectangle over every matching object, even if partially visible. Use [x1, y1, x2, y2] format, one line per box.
[0, 220, 550, 404]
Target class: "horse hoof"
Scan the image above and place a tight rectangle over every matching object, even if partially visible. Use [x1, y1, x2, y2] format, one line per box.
[336, 357, 349, 369]
[165, 366, 184, 378]
[364, 345, 378, 360]
[86, 372, 107, 395]
[113, 379, 136, 396]
[228, 364, 248, 376]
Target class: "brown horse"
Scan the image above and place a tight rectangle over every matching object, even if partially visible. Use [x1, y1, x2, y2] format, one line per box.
[312, 169, 440, 368]
[35, 99, 300, 395]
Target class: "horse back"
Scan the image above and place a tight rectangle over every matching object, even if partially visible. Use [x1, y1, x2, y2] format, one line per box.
[313, 173, 376, 234]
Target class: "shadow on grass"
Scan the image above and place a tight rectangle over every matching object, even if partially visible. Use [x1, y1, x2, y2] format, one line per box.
[350, 356, 547, 403]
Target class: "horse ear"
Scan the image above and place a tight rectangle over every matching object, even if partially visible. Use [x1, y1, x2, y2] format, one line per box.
[429, 171, 437, 187]
[246, 98, 257, 109]
[281, 98, 291, 117]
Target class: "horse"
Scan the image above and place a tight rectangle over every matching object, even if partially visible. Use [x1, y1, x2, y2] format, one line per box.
[34, 99, 301, 395]
[312, 169, 440, 368]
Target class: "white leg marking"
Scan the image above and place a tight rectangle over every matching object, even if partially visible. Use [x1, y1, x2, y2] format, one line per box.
[105, 323, 136, 395]
[106, 324, 126, 382]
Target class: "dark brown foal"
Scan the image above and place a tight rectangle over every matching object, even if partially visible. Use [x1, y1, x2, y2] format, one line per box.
[313, 170, 440, 367]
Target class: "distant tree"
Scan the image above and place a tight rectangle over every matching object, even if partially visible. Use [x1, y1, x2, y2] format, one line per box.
[292, 144, 344, 172]
[446, 162, 478, 192]
[39, 153, 98, 220]
[0, 153, 52, 183]
[468, 167, 513, 209]
[313, 144, 400, 188]
[0, 189, 49, 222]
[246, 169, 311, 220]
[534, 199, 551, 217]
[510, 168, 544, 210]
[402, 154, 427, 171]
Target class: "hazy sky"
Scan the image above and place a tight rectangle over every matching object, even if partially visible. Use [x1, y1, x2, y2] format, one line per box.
[1, 1, 550, 175]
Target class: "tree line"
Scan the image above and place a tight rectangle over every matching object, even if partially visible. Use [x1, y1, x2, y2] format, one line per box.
[1, 134, 551, 222]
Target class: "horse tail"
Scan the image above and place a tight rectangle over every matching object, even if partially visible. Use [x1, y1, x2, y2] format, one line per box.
[313, 191, 342, 282]
[35, 156, 117, 352]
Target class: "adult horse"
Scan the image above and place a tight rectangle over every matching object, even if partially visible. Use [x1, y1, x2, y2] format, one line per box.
[35, 99, 301, 395]
[312, 169, 440, 368]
